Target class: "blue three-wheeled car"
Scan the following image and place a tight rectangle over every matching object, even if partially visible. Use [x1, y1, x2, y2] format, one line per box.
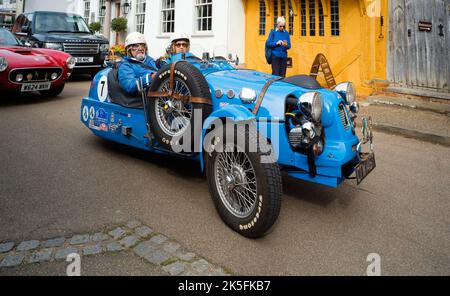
[80, 52, 375, 238]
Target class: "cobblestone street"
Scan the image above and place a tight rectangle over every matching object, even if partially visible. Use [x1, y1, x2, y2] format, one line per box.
[0, 219, 229, 276]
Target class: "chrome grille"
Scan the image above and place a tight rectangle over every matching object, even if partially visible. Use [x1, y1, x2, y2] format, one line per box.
[339, 104, 350, 130]
[63, 43, 99, 55]
[9, 68, 63, 83]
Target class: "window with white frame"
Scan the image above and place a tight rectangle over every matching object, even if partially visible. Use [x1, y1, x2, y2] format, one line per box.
[136, 0, 146, 34]
[161, 0, 175, 33]
[98, 0, 105, 32]
[195, 0, 212, 32]
[84, 0, 90, 24]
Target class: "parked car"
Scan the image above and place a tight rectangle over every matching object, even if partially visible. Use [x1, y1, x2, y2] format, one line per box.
[11, 11, 109, 77]
[80, 53, 376, 238]
[0, 28, 76, 96]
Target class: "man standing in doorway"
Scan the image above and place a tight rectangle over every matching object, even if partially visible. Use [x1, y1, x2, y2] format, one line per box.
[266, 16, 291, 77]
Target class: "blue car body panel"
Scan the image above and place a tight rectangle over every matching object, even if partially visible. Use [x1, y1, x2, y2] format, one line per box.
[81, 58, 361, 188]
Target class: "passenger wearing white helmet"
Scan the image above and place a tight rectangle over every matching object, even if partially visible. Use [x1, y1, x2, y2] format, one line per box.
[118, 32, 159, 95]
[156, 33, 195, 67]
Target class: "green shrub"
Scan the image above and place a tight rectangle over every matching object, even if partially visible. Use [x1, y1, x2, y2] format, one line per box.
[89, 22, 101, 32]
[111, 17, 128, 33]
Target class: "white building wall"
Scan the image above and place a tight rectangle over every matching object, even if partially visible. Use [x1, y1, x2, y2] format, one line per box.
[15, 0, 246, 63]
[144, 0, 245, 63]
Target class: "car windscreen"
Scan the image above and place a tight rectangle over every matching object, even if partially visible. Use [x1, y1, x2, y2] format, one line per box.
[34, 13, 91, 34]
[0, 29, 20, 46]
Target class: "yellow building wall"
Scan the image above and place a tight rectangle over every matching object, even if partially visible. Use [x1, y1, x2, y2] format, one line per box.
[244, 0, 388, 97]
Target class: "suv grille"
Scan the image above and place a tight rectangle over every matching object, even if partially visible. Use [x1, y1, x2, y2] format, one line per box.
[338, 104, 350, 130]
[63, 43, 99, 55]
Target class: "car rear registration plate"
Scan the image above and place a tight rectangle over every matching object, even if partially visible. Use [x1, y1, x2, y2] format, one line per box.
[21, 82, 51, 92]
[356, 152, 376, 185]
[75, 57, 94, 63]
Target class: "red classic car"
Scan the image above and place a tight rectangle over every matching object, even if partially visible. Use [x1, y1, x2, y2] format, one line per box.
[0, 28, 75, 97]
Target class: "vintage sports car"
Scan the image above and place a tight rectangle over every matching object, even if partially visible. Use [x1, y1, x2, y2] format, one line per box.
[0, 28, 76, 96]
[80, 52, 375, 238]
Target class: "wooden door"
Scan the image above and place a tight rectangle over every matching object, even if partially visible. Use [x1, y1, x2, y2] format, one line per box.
[388, 0, 449, 91]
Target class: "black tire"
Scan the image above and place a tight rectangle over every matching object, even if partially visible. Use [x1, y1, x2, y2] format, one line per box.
[148, 62, 212, 152]
[205, 121, 282, 238]
[40, 84, 65, 97]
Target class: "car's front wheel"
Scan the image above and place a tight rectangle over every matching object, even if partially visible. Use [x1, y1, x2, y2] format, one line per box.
[205, 122, 282, 238]
[40, 84, 65, 97]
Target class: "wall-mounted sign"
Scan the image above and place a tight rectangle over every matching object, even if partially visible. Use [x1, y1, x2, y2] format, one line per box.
[418, 21, 432, 32]
[287, 57, 293, 68]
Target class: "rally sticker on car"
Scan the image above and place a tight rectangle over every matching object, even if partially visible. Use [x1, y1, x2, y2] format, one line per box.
[97, 76, 108, 103]
[82, 106, 89, 122]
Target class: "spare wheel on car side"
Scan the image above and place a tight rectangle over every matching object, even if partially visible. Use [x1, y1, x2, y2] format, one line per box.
[147, 62, 212, 153]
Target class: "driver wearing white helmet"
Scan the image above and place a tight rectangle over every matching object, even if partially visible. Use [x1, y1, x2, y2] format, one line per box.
[118, 32, 159, 95]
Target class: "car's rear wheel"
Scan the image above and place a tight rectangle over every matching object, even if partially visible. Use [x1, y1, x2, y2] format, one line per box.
[205, 122, 282, 238]
[40, 84, 65, 97]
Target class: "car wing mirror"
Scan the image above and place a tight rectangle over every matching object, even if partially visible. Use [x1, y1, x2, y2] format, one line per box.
[21, 40, 31, 47]
[21, 25, 31, 35]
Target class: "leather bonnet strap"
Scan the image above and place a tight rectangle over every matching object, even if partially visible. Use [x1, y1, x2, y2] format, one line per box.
[252, 77, 283, 115]
[147, 60, 211, 105]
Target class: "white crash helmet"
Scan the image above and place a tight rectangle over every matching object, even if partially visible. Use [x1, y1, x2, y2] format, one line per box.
[171, 33, 190, 44]
[169, 33, 190, 54]
[125, 32, 148, 54]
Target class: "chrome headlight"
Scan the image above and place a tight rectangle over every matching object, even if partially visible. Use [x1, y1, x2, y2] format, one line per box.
[100, 43, 109, 52]
[299, 92, 323, 123]
[335, 82, 356, 105]
[350, 101, 359, 114]
[66, 57, 76, 69]
[239, 87, 257, 103]
[0, 57, 8, 72]
[302, 122, 317, 140]
[44, 42, 64, 51]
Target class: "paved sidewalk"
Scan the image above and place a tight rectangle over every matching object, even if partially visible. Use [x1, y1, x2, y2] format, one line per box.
[359, 95, 450, 147]
[0, 220, 231, 276]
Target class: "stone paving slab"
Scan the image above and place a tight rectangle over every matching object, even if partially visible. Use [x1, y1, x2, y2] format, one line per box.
[0, 242, 15, 253]
[0, 220, 232, 276]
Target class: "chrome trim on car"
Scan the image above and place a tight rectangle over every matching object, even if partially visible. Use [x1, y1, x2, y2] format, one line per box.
[7, 67, 64, 84]
[74, 65, 102, 68]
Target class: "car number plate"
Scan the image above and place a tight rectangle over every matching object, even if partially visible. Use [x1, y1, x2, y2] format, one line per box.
[75, 57, 94, 63]
[356, 152, 376, 185]
[21, 82, 51, 92]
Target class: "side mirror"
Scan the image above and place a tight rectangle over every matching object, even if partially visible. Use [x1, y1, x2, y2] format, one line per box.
[21, 25, 31, 35]
[202, 52, 210, 61]
[235, 55, 239, 66]
[21, 40, 32, 47]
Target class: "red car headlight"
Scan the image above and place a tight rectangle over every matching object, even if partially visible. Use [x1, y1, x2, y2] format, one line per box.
[66, 57, 76, 70]
[0, 57, 8, 72]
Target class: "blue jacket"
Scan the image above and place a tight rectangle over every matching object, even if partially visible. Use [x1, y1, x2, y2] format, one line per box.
[118, 56, 159, 94]
[265, 29, 291, 59]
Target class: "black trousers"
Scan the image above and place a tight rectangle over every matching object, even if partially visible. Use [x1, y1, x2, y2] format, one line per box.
[271, 56, 287, 77]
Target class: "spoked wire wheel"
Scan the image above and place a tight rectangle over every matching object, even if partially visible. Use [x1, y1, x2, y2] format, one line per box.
[155, 78, 193, 138]
[205, 122, 282, 238]
[214, 144, 258, 219]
